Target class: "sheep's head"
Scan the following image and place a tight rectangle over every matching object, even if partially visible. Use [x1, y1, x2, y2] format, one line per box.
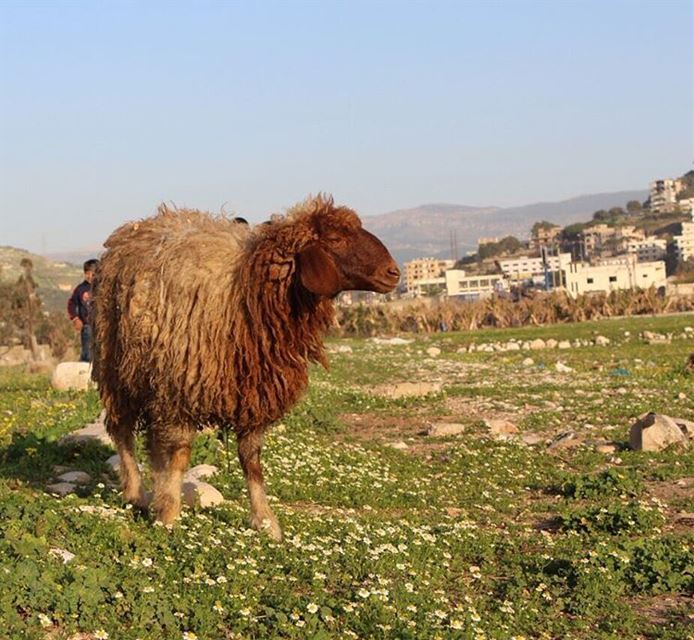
[296, 201, 400, 297]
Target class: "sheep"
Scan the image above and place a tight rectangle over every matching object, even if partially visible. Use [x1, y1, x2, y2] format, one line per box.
[92, 195, 400, 539]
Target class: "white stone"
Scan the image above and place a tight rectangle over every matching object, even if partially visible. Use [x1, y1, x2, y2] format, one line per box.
[61, 419, 112, 447]
[49, 547, 75, 564]
[369, 337, 414, 345]
[385, 441, 410, 450]
[529, 339, 546, 350]
[46, 482, 76, 497]
[595, 335, 610, 346]
[522, 357, 534, 367]
[426, 347, 441, 357]
[427, 422, 466, 437]
[557, 340, 571, 349]
[545, 339, 558, 349]
[521, 432, 545, 446]
[106, 454, 121, 471]
[376, 382, 442, 399]
[184, 464, 219, 482]
[629, 413, 689, 452]
[181, 481, 225, 508]
[57, 471, 91, 485]
[555, 362, 573, 373]
[51, 362, 93, 391]
[505, 342, 521, 351]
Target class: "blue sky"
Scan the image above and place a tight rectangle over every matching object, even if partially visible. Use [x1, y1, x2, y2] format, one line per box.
[1, 0, 692, 253]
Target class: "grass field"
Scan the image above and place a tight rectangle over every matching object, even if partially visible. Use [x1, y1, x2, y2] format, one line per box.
[1, 313, 693, 639]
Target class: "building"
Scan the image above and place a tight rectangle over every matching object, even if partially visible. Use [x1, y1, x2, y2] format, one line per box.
[445, 269, 507, 300]
[497, 253, 572, 284]
[530, 223, 562, 250]
[563, 255, 666, 297]
[477, 236, 499, 247]
[649, 178, 684, 213]
[673, 212, 694, 263]
[580, 224, 644, 257]
[404, 258, 455, 294]
[626, 238, 667, 262]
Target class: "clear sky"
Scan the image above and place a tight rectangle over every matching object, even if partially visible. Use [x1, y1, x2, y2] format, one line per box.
[1, 0, 692, 253]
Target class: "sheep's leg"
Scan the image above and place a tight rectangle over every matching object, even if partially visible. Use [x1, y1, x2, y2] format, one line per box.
[237, 430, 282, 541]
[148, 429, 194, 525]
[108, 417, 147, 509]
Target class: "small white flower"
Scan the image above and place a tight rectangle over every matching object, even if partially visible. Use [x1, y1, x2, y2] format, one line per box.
[182, 633, 198, 640]
[450, 619, 464, 630]
[38, 613, 52, 628]
[307, 602, 319, 614]
[239, 608, 251, 617]
[95, 631, 109, 640]
[141, 558, 153, 567]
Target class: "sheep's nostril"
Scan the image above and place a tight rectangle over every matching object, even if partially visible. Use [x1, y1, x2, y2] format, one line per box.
[387, 265, 401, 279]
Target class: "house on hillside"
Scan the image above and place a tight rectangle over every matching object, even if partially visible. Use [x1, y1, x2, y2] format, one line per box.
[404, 258, 454, 295]
[564, 255, 666, 297]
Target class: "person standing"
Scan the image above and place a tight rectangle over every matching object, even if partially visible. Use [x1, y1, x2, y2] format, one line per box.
[67, 259, 98, 362]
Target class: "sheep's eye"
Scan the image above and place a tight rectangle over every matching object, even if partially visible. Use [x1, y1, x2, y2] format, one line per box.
[324, 235, 343, 246]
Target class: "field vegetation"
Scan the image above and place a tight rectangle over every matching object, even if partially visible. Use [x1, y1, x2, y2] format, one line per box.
[0, 314, 692, 639]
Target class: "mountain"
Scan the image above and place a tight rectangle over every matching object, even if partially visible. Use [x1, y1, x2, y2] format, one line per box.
[0, 246, 83, 314]
[362, 189, 648, 264]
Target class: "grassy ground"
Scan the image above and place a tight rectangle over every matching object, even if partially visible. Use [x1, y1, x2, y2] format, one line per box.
[0, 314, 692, 639]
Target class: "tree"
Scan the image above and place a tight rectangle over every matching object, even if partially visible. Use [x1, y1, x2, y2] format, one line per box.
[626, 200, 642, 214]
[531, 221, 557, 234]
[592, 209, 609, 222]
[608, 207, 625, 218]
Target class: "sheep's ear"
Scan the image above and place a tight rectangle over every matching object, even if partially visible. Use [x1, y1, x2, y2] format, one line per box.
[297, 244, 342, 296]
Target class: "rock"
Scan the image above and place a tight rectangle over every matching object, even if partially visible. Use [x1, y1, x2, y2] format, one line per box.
[484, 418, 518, 435]
[521, 432, 545, 446]
[522, 357, 534, 367]
[595, 443, 618, 454]
[616, 387, 627, 395]
[629, 413, 689, 452]
[376, 382, 442, 399]
[427, 422, 466, 437]
[329, 344, 353, 354]
[56, 471, 91, 485]
[456, 346, 468, 354]
[521, 341, 531, 350]
[106, 454, 121, 471]
[46, 482, 77, 497]
[545, 339, 558, 349]
[555, 361, 573, 373]
[426, 347, 441, 357]
[505, 342, 521, 351]
[51, 362, 93, 391]
[557, 340, 571, 349]
[529, 339, 546, 350]
[184, 464, 219, 481]
[61, 419, 112, 447]
[369, 337, 414, 345]
[674, 418, 694, 440]
[595, 335, 610, 346]
[181, 481, 225, 508]
[684, 326, 693, 333]
[49, 547, 75, 564]
[547, 431, 583, 452]
[385, 441, 409, 450]
[674, 512, 694, 526]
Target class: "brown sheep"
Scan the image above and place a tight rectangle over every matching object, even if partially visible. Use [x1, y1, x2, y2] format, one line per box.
[92, 195, 400, 540]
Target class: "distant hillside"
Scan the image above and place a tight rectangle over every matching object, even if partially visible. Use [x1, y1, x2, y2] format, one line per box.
[0, 247, 83, 314]
[362, 189, 647, 263]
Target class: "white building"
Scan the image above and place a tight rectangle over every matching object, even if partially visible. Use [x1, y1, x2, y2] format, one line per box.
[404, 258, 455, 293]
[626, 238, 667, 262]
[649, 178, 684, 213]
[497, 253, 572, 282]
[445, 269, 507, 300]
[563, 256, 666, 297]
[673, 213, 694, 262]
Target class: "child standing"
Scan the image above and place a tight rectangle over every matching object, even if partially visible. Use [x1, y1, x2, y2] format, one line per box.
[67, 259, 99, 362]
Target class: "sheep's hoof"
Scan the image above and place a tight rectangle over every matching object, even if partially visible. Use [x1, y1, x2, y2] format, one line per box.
[251, 514, 283, 542]
[124, 488, 150, 512]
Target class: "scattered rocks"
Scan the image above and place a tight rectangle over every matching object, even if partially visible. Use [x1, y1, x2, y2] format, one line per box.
[51, 362, 93, 391]
[60, 414, 111, 447]
[594, 335, 610, 346]
[57, 471, 91, 485]
[483, 418, 518, 435]
[505, 342, 521, 351]
[522, 357, 534, 367]
[594, 442, 619, 454]
[376, 382, 442, 399]
[529, 339, 546, 350]
[369, 337, 414, 346]
[184, 464, 219, 482]
[46, 482, 77, 497]
[329, 344, 353, 354]
[554, 361, 573, 373]
[545, 338, 558, 349]
[426, 347, 441, 358]
[181, 481, 225, 508]
[520, 432, 545, 446]
[629, 413, 689, 452]
[426, 422, 466, 437]
[558, 340, 571, 349]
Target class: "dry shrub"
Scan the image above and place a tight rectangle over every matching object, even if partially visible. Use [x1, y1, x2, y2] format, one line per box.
[334, 288, 694, 337]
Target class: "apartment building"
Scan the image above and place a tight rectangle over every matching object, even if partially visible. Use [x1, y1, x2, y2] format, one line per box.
[445, 269, 507, 300]
[649, 178, 684, 213]
[580, 224, 644, 256]
[626, 238, 667, 263]
[673, 212, 694, 263]
[564, 256, 666, 297]
[530, 224, 562, 250]
[497, 253, 572, 282]
[404, 258, 455, 293]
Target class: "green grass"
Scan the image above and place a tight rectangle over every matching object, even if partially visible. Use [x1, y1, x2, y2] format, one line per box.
[0, 314, 693, 639]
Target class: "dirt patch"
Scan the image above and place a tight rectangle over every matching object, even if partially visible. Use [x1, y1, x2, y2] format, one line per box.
[631, 593, 693, 628]
[337, 412, 428, 443]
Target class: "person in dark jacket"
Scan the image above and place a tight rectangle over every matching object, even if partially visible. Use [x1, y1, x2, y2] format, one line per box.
[67, 259, 99, 362]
